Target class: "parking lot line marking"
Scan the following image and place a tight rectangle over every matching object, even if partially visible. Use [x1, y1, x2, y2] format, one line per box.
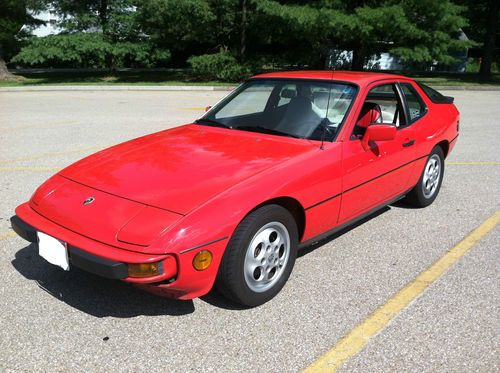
[177, 107, 206, 111]
[303, 210, 500, 373]
[0, 145, 108, 164]
[0, 167, 60, 172]
[448, 161, 500, 165]
[0, 120, 78, 132]
[0, 231, 16, 241]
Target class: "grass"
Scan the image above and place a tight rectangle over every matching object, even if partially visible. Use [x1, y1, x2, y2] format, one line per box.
[405, 72, 500, 87]
[0, 69, 499, 88]
[0, 69, 232, 87]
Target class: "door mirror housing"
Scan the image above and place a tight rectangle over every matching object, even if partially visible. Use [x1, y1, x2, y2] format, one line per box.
[362, 124, 397, 150]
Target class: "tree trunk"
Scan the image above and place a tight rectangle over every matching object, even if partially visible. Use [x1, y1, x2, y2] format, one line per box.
[351, 45, 365, 71]
[99, 0, 114, 71]
[240, 0, 247, 63]
[0, 47, 16, 80]
[479, 0, 499, 79]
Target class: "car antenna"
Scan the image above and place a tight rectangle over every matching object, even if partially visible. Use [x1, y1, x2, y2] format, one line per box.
[320, 69, 335, 150]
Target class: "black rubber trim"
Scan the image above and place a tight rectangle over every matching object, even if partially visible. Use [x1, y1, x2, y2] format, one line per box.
[299, 188, 411, 249]
[305, 193, 341, 211]
[179, 236, 229, 254]
[10, 215, 129, 279]
[344, 154, 428, 194]
[69, 246, 128, 279]
[305, 154, 428, 210]
[450, 134, 459, 144]
[10, 215, 37, 242]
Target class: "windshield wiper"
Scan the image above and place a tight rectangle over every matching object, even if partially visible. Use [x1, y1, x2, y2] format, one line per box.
[195, 118, 232, 128]
[236, 125, 303, 139]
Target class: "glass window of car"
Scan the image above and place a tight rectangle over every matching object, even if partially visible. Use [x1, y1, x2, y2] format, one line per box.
[277, 84, 297, 107]
[215, 83, 274, 118]
[400, 83, 427, 122]
[198, 79, 357, 141]
[351, 83, 404, 139]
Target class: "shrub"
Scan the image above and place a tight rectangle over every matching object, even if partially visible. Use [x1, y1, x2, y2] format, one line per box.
[188, 51, 251, 81]
[12, 33, 170, 68]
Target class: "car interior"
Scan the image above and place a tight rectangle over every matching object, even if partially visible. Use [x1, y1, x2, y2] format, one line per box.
[210, 81, 356, 140]
[351, 84, 406, 139]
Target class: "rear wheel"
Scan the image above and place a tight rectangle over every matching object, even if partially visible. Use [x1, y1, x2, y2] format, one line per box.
[404, 146, 445, 207]
[216, 205, 298, 307]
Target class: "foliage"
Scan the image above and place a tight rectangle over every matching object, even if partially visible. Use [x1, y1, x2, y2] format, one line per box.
[188, 50, 251, 81]
[5, 0, 491, 76]
[12, 33, 170, 67]
[138, 0, 244, 65]
[255, 0, 473, 70]
[0, 0, 45, 57]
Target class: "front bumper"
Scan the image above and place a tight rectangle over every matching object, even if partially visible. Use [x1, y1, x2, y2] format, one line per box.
[11, 215, 129, 279]
[12, 203, 228, 300]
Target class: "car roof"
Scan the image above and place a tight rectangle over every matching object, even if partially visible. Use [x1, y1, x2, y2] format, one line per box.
[251, 70, 411, 85]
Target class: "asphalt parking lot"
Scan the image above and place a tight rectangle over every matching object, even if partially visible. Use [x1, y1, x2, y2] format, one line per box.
[0, 88, 498, 372]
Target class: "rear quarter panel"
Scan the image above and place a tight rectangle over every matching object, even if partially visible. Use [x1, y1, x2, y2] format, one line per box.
[409, 82, 459, 158]
[402, 81, 459, 187]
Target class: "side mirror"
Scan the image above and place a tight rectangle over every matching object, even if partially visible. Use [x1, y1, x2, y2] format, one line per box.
[205, 106, 212, 112]
[362, 124, 396, 150]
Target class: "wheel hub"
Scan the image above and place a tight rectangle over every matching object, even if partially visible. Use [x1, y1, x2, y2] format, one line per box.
[244, 222, 290, 293]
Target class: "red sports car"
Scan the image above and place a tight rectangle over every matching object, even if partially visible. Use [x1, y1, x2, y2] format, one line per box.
[11, 71, 459, 306]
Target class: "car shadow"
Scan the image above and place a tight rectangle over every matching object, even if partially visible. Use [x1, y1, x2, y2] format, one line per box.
[11, 243, 195, 317]
[200, 290, 249, 311]
[202, 206, 394, 311]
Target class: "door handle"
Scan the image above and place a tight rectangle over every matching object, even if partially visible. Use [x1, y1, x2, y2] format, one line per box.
[402, 139, 415, 147]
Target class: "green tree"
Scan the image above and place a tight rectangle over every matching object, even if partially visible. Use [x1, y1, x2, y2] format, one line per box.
[457, 0, 499, 78]
[14, 0, 170, 69]
[256, 0, 471, 70]
[0, 0, 45, 78]
[11, 32, 170, 67]
[138, 0, 246, 65]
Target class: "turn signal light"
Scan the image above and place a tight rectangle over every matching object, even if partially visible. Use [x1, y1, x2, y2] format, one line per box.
[193, 250, 213, 271]
[128, 262, 162, 278]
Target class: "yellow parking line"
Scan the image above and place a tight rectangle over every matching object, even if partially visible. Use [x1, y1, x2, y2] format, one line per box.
[0, 145, 108, 164]
[0, 231, 16, 241]
[448, 161, 500, 165]
[1, 120, 78, 132]
[303, 210, 500, 373]
[0, 167, 60, 172]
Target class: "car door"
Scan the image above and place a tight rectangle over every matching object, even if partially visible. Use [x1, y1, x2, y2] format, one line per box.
[339, 82, 417, 223]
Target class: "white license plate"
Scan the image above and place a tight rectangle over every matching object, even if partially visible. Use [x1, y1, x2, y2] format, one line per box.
[38, 231, 69, 271]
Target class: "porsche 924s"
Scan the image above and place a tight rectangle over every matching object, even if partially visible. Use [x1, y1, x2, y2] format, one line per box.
[11, 71, 459, 306]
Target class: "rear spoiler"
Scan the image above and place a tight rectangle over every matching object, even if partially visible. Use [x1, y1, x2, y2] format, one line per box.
[430, 95, 454, 104]
[415, 81, 454, 104]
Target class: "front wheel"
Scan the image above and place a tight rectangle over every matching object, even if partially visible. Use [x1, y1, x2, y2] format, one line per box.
[216, 205, 298, 307]
[404, 146, 445, 207]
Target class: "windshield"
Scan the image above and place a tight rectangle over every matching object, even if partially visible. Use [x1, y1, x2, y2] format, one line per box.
[196, 79, 357, 141]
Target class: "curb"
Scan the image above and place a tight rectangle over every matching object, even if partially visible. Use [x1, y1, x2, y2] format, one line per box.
[0, 85, 499, 92]
[0, 85, 236, 93]
[431, 86, 500, 91]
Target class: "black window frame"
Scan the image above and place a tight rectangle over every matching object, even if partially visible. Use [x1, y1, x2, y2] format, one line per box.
[415, 81, 454, 104]
[398, 82, 428, 125]
[350, 82, 408, 140]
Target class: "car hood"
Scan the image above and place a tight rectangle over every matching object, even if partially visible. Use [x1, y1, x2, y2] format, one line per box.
[59, 124, 315, 215]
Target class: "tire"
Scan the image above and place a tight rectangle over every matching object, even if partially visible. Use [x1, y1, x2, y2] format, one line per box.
[216, 204, 298, 307]
[404, 146, 445, 207]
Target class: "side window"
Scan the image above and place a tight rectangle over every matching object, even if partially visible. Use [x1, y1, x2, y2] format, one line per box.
[400, 83, 427, 122]
[352, 83, 403, 139]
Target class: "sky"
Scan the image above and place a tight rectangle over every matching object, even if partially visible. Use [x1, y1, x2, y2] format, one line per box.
[32, 11, 61, 37]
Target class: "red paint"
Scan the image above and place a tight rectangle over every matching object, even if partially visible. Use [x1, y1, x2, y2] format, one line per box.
[14, 71, 459, 299]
